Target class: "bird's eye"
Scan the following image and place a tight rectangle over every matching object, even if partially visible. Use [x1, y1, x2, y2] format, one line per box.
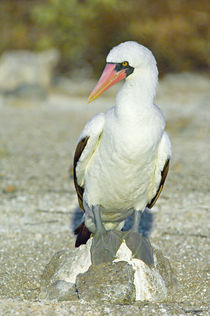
[122, 61, 128, 67]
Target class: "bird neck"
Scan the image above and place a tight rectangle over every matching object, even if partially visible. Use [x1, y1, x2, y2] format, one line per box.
[115, 67, 158, 120]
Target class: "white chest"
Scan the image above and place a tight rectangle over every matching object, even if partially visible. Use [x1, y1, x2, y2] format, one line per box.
[84, 110, 163, 213]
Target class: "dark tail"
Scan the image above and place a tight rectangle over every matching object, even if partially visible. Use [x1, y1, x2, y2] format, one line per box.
[74, 222, 91, 247]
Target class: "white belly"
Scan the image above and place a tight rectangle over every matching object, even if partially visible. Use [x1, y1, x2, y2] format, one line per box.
[83, 116, 162, 224]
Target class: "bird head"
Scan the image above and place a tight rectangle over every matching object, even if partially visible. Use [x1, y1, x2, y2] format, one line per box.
[88, 41, 157, 103]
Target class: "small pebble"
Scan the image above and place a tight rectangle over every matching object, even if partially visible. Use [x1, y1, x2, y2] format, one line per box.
[3, 185, 16, 193]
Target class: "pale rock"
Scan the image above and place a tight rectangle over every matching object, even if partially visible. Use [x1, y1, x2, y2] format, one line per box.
[76, 261, 135, 304]
[40, 238, 176, 303]
[0, 49, 59, 97]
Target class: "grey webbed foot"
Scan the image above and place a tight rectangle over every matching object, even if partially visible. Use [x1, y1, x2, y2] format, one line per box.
[90, 205, 122, 265]
[124, 231, 154, 265]
[124, 209, 154, 265]
[91, 230, 122, 265]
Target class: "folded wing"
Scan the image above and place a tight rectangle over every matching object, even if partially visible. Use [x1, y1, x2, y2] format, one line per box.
[73, 113, 105, 246]
[147, 131, 172, 208]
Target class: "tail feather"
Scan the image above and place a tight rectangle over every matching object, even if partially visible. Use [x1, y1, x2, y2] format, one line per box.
[74, 222, 91, 247]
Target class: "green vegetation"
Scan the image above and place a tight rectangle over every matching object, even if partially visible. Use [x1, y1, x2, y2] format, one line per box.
[0, 0, 209, 76]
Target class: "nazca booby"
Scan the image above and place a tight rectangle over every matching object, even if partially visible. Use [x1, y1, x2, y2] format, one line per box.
[73, 41, 171, 265]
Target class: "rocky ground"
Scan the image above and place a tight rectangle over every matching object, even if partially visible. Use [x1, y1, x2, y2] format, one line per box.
[0, 73, 209, 315]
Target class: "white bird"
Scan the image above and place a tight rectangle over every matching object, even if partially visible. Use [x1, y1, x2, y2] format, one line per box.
[73, 41, 171, 264]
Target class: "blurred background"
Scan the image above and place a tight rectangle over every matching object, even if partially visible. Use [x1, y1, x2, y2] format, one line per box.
[0, 0, 209, 79]
[0, 1, 210, 310]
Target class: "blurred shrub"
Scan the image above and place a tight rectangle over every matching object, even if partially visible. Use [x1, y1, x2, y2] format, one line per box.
[0, 0, 209, 76]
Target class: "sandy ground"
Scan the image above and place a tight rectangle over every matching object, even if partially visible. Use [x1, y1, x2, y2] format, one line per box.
[0, 73, 209, 315]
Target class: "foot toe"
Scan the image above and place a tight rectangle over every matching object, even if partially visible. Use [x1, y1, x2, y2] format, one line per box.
[124, 231, 154, 265]
[91, 231, 122, 265]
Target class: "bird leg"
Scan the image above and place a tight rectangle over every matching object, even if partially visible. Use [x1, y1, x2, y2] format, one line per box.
[90, 205, 122, 265]
[124, 210, 154, 265]
[132, 209, 142, 232]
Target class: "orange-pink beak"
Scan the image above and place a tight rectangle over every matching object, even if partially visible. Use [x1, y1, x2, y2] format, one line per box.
[88, 63, 127, 103]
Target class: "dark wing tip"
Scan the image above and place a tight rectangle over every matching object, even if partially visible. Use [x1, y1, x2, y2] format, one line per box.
[74, 222, 91, 247]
